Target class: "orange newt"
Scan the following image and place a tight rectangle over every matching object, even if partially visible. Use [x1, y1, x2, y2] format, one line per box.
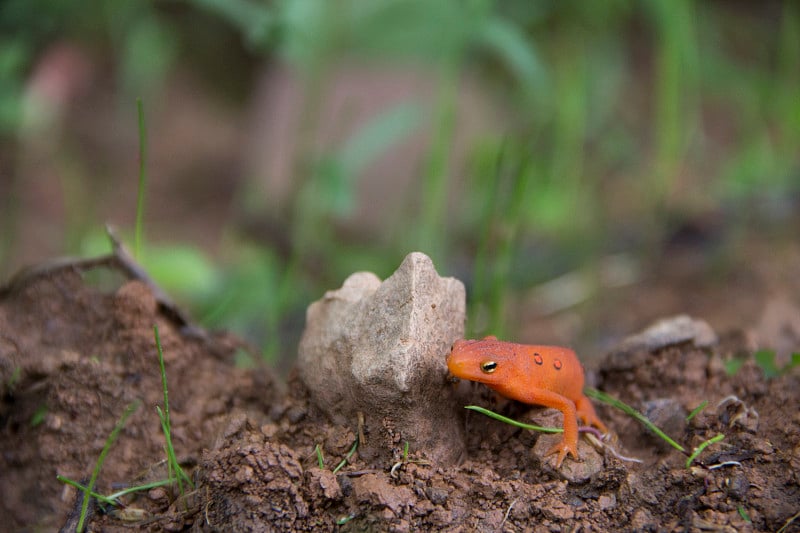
[447, 336, 607, 468]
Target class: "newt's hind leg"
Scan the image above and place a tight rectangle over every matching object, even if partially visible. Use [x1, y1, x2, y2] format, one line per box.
[576, 395, 608, 434]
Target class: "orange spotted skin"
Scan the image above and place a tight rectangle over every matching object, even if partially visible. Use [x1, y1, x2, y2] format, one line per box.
[447, 336, 607, 468]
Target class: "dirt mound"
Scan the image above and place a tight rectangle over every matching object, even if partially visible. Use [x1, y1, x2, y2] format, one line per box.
[1, 264, 798, 531]
[0, 267, 277, 531]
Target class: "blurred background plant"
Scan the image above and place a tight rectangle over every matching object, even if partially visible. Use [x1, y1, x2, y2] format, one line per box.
[1, 0, 797, 365]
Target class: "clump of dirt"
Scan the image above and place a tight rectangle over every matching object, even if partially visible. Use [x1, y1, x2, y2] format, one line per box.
[1, 263, 799, 531]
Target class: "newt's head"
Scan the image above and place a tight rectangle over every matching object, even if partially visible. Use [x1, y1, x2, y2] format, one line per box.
[447, 337, 516, 388]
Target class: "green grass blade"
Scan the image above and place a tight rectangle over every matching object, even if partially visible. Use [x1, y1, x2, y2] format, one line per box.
[134, 98, 147, 260]
[585, 388, 686, 453]
[157, 407, 177, 486]
[154, 325, 171, 433]
[737, 506, 751, 523]
[57, 475, 118, 506]
[58, 475, 175, 506]
[686, 433, 725, 468]
[468, 141, 506, 337]
[465, 405, 562, 434]
[686, 400, 708, 422]
[332, 439, 359, 474]
[105, 478, 176, 501]
[314, 444, 324, 469]
[153, 325, 193, 493]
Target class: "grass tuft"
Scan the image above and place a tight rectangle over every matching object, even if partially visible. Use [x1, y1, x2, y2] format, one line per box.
[57, 326, 195, 529]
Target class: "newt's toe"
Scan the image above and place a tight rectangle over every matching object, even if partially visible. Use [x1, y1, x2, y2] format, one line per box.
[545, 439, 580, 468]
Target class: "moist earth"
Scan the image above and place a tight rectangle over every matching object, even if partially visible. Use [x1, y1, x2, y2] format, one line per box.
[1, 264, 799, 532]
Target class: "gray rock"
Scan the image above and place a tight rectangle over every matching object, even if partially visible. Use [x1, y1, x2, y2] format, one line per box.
[529, 409, 606, 482]
[642, 398, 687, 450]
[532, 433, 605, 483]
[298, 252, 466, 463]
[614, 315, 717, 357]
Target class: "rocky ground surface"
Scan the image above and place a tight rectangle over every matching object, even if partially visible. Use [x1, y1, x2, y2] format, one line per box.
[0, 252, 798, 532]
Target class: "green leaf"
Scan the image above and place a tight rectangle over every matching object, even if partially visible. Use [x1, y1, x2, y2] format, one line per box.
[754, 349, 780, 378]
[723, 357, 746, 376]
[141, 244, 218, 296]
[30, 404, 47, 427]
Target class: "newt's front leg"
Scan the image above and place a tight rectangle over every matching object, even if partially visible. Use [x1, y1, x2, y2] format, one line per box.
[518, 388, 580, 468]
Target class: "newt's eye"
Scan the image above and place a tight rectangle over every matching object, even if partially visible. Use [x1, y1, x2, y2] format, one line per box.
[480, 361, 498, 374]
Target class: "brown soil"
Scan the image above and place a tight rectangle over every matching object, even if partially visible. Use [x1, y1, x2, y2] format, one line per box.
[1, 258, 799, 532]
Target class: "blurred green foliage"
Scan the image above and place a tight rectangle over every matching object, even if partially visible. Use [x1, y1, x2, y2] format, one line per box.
[725, 349, 800, 378]
[1, 0, 798, 362]
[0, 0, 176, 131]
[753, 349, 800, 379]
